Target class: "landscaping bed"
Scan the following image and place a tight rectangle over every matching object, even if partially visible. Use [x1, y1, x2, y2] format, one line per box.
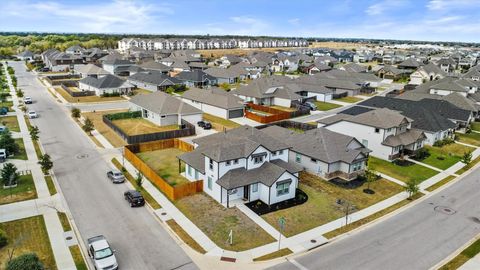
[137, 148, 189, 186]
[0, 174, 36, 205]
[175, 193, 275, 251]
[246, 189, 308, 215]
[456, 132, 480, 147]
[81, 110, 128, 148]
[369, 156, 438, 183]
[0, 115, 20, 132]
[314, 101, 342, 111]
[203, 113, 241, 131]
[262, 172, 403, 237]
[0, 216, 57, 270]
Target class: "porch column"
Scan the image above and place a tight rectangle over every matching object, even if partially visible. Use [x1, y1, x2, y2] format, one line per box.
[226, 191, 230, 208]
[178, 160, 181, 174]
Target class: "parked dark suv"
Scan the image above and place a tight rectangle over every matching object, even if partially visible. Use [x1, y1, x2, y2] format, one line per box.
[124, 190, 145, 207]
[197, 120, 212, 130]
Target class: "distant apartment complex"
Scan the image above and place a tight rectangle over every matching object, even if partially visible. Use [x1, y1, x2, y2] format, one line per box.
[117, 38, 309, 52]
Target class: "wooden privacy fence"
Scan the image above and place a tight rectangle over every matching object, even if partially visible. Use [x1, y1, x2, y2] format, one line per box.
[124, 139, 201, 201]
[244, 103, 291, 124]
[60, 84, 95, 97]
[256, 120, 317, 131]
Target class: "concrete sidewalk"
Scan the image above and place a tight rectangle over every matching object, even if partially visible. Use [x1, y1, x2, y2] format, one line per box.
[459, 253, 480, 270]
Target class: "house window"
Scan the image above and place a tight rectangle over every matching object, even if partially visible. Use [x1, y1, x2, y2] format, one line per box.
[352, 162, 362, 172]
[161, 115, 166, 118]
[194, 171, 199, 179]
[362, 139, 368, 147]
[209, 158, 213, 170]
[226, 160, 231, 166]
[311, 158, 317, 163]
[252, 183, 258, 193]
[233, 159, 239, 164]
[253, 156, 264, 164]
[295, 153, 301, 163]
[279, 150, 284, 155]
[374, 128, 380, 133]
[272, 151, 276, 156]
[207, 177, 212, 190]
[276, 180, 291, 196]
[188, 165, 192, 176]
[387, 128, 392, 132]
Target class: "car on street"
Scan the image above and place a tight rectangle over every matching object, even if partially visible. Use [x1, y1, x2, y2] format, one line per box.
[304, 101, 317, 111]
[28, 110, 38, 119]
[24, 97, 33, 104]
[124, 190, 145, 207]
[197, 120, 212, 130]
[87, 235, 118, 270]
[107, 170, 125, 183]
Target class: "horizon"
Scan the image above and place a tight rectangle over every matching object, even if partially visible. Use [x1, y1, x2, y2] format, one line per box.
[1, 0, 480, 43]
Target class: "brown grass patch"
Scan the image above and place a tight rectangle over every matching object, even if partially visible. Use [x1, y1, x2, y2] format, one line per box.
[81, 110, 128, 148]
[166, 219, 206, 254]
[112, 118, 178, 136]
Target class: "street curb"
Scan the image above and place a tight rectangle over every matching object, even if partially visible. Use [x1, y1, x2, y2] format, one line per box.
[430, 232, 480, 270]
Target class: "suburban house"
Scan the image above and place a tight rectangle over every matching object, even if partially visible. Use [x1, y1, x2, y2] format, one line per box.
[102, 59, 135, 76]
[181, 87, 245, 119]
[41, 49, 84, 71]
[296, 74, 362, 96]
[65, 45, 85, 55]
[129, 91, 202, 126]
[204, 67, 240, 84]
[261, 126, 369, 181]
[318, 108, 427, 161]
[218, 54, 243, 67]
[127, 72, 183, 92]
[139, 60, 172, 74]
[174, 70, 217, 88]
[376, 65, 409, 80]
[178, 126, 302, 207]
[73, 64, 110, 78]
[339, 63, 367, 73]
[78, 74, 134, 96]
[17, 50, 35, 61]
[409, 63, 446, 85]
[423, 77, 478, 97]
[397, 58, 422, 70]
[436, 57, 457, 73]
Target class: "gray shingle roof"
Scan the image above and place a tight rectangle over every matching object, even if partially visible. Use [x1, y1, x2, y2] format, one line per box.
[79, 74, 133, 89]
[383, 129, 426, 147]
[128, 72, 182, 86]
[319, 108, 411, 129]
[139, 61, 171, 72]
[232, 76, 303, 100]
[175, 70, 215, 82]
[182, 87, 244, 109]
[129, 91, 201, 116]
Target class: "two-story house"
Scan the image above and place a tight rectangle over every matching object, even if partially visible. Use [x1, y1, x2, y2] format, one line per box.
[318, 108, 426, 161]
[178, 126, 302, 208]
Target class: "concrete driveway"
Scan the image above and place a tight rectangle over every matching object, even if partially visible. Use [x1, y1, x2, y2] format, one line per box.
[11, 62, 198, 270]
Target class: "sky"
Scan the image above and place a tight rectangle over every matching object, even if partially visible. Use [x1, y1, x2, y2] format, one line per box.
[1, 0, 480, 43]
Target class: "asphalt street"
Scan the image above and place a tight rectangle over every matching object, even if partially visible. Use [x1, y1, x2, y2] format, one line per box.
[12, 62, 198, 270]
[270, 164, 480, 270]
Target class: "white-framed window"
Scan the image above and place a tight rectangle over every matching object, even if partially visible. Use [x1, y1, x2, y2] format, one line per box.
[194, 170, 199, 179]
[252, 183, 258, 193]
[207, 176, 212, 190]
[352, 162, 362, 172]
[188, 165, 192, 176]
[253, 156, 264, 164]
[272, 151, 277, 156]
[279, 150, 284, 155]
[276, 181, 291, 196]
[161, 115, 166, 118]
[209, 158, 213, 170]
[226, 160, 231, 166]
[295, 153, 301, 163]
[374, 128, 380, 133]
[362, 139, 368, 148]
[311, 158, 317, 163]
[233, 159, 239, 164]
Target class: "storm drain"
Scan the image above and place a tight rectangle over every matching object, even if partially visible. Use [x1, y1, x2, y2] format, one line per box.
[76, 153, 89, 159]
[434, 206, 456, 215]
[470, 217, 480, 224]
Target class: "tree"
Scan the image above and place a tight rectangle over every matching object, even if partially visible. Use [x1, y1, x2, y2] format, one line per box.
[29, 126, 39, 142]
[82, 118, 94, 135]
[1, 163, 19, 187]
[136, 171, 143, 188]
[0, 132, 19, 156]
[16, 89, 23, 98]
[405, 179, 419, 199]
[462, 151, 472, 164]
[0, 228, 7, 248]
[38, 154, 53, 175]
[367, 65, 372, 71]
[20, 106, 27, 114]
[363, 169, 378, 194]
[70, 107, 81, 119]
[6, 253, 45, 270]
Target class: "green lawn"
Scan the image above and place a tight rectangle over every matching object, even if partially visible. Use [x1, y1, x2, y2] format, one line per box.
[440, 238, 480, 270]
[262, 172, 403, 237]
[45, 176, 57, 195]
[369, 156, 438, 183]
[334, 96, 363, 103]
[456, 155, 480, 175]
[426, 176, 457, 192]
[0, 216, 57, 270]
[203, 113, 241, 131]
[456, 132, 480, 147]
[137, 148, 189, 186]
[11, 137, 28, 160]
[0, 115, 20, 132]
[0, 174, 36, 205]
[471, 122, 480, 132]
[420, 144, 473, 170]
[314, 101, 342, 111]
[175, 193, 275, 251]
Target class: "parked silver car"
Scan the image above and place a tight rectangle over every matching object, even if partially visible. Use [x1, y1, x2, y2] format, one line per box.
[107, 170, 125, 183]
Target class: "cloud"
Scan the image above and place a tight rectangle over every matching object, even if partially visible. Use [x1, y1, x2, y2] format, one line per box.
[427, 0, 480, 11]
[366, 0, 409, 15]
[228, 16, 269, 35]
[288, 18, 300, 26]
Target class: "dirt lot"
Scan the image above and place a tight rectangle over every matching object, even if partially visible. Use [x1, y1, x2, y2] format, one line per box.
[81, 109, 128, 148]
[112, 118, 178, 136]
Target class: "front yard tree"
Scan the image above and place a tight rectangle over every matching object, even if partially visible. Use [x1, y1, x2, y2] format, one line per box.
[20, 105, 27, 114]
[0, 131, 19, 156]
[6, 253, 45, 270]
[29, 126, 40, 141]
[82, 118, 94, 135]
[136, 171, 143, 188]
[462, 151, 472, 164]
[1, 163, 19, 187]
[38, 154, 53, 175]
[405, 179, 419, 199]
[364, 169, 378, 194]
[71, 107, 81, 119]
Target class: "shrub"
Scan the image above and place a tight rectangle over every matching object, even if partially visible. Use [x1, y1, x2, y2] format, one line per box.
[101, 92, 121, 97]
[0, 229, 7, 248]
[6, 253, 44, 270]
[71, 107, 81, 118]
[105, 111, 141, 120]
[413, 148, 430, 161]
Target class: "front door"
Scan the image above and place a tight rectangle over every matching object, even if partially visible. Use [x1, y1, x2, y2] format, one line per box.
[243, 186, 249, 201]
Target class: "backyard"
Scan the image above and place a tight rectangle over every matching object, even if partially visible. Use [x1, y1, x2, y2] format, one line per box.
[270, 105, 297, 112]
[456, 132, 480, 147]
[112, 118, 179, 136]
[137, 148, 189, 186]
[203, 113, 241, 131]
[175, 193, 275, 251]
[0, 174, 36, 205]
[418, 144, 474, 170]
[0, 216, 57, 270]
[0, 115, 20, 132]
[314, 101, 342, 111]
[334, 96, 363, 103]
[262, 172, 403, 237]
[54, 86, 126, 103]
[369, 156, 438, 183]
[471, 122, 480, 132]
[81, 110, 128, 148]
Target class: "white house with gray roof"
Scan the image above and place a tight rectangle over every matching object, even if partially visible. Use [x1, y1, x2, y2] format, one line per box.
[181, 87, 245, 119]
[78, 74, 134, 96]
[178, 126, 302, 208]
[129, 91, 202, 126]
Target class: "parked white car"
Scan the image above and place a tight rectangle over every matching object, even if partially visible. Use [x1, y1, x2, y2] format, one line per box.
[28, 110, 38, 119]
[24, 97, 33, 104]
[87, 235, 118, 270]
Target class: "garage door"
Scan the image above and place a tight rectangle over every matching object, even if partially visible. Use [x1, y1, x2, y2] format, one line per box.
[228, 109, 244, 119]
